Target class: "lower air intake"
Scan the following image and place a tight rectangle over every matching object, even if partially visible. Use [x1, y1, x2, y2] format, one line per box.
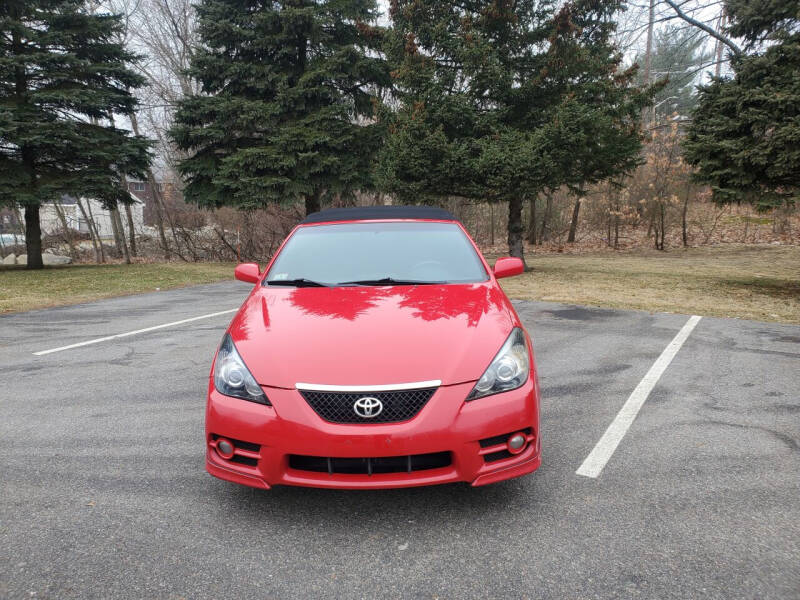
[289, 452, 452, 475]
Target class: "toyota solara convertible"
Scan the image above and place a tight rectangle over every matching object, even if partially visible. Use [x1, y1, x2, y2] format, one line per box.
[206, 205, 541, 489]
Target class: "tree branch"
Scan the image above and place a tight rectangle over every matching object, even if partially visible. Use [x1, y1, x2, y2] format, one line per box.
[661, 0, 741, 55]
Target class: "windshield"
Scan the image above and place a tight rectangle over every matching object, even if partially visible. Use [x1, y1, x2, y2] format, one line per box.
[265, 222, 488, 286]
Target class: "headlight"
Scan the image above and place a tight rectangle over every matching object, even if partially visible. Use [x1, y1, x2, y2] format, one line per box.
[467, 328, 530, 400]
[213, 334, 270, 405]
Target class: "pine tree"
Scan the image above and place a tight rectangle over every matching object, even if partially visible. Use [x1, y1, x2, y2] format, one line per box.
[378, 0, 653, 265]
[171, 0, 389, 216]
[683, 0, 800, 209]
[637, 25, 714, 120]
[0, 0, 151, 269]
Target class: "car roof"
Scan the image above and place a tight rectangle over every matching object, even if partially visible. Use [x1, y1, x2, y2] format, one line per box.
[301, 205, 457, 224]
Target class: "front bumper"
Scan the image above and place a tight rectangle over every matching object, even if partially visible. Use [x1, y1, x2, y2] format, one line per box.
[205, 378, 540, 490]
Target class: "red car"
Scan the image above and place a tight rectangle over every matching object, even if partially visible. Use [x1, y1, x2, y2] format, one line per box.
[206, 206, 541, 489]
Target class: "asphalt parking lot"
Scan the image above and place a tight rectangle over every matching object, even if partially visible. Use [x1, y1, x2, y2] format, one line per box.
[1, 281, 798, 599]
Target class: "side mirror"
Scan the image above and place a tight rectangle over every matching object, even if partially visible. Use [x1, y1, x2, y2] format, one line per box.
[234, 262, 261, 284]
[493, 257, 524, 279]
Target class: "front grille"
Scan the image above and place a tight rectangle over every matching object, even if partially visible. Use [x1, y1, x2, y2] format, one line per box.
[289, 452, 452, 475]
[299, 387, 437, 424]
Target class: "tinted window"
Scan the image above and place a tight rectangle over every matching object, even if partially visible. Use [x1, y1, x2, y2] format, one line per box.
[266, 222, 487, 285]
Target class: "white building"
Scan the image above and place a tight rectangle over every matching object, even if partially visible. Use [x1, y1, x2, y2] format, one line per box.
[36, 196, 144, 240]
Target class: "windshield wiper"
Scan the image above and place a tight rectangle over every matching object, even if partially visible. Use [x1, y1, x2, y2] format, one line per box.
[339, 277, 444, 286]
[264, 278, 331, 287]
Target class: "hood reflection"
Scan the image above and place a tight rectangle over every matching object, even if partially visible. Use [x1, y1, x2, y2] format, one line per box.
[288, 287, 389, 321]
[287, 284, 502, 327]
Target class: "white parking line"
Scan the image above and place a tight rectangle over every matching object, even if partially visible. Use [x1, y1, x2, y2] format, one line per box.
[32, 309, 238, 356]
[576, 315, 702, 479]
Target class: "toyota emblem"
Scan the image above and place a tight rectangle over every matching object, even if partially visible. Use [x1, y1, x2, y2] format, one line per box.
[353, 396, 383, 418]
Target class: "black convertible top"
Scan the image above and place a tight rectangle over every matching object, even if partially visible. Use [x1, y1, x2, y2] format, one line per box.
[301, 205, 457, 224]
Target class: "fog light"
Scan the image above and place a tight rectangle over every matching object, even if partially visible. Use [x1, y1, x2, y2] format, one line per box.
[216, 438, 235, 459]
[507, 433, 526, 454]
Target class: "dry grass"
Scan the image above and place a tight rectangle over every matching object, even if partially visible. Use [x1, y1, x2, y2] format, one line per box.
[497, 245, 800, 324]
[2, 246, 798, 324]
[0, 262, 235, 314]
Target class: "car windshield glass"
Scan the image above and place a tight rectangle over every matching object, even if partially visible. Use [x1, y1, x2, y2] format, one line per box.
[265, 222, 488, 286]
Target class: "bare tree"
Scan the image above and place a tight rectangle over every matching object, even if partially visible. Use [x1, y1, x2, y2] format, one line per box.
[567, 196, 581, 243]
[128, 0, 199, 170]
[643, 0, 655, 85]
[52, 198, 77, 258]
[110, 205, 131, 263]
[714, 8, 727, 77]
[661, 0, 741, 56]
[97, 0, 198, 260]
[123, 191, 138, 256]
[77, 198, 106, 263]
[614, 0, 737, 80]
[114, 0, 200, 260]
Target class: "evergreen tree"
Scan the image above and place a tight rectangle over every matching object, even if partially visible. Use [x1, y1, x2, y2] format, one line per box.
[378, 0, 653, 264]
[171, 0, 389, 216]
[637, 25, 714, 120]
[683, 0, 800, 209]
[0, 0, 151, 269]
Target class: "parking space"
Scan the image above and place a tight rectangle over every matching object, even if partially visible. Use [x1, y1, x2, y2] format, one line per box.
[1, 282, 798, 598]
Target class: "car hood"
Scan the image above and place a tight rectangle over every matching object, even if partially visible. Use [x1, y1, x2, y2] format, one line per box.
[227, 283, 516, 389]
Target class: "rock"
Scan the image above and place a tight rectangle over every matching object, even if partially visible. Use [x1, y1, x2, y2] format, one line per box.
[18, 254, 27, 265]
[42, 254, 72, 265]
[2, 253, 16, 265]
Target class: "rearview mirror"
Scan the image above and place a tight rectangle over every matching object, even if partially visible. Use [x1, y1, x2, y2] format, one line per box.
[493, 257, 524, 279]
[234, 262, 261, 284]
